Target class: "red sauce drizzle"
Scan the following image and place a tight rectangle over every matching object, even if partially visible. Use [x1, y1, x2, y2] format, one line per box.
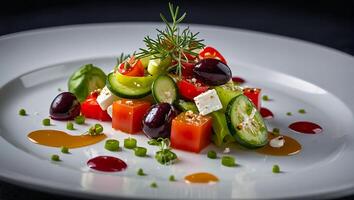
[232, 76, 245, 84]
[87, 156, 127, 172]
[289, 121, 323, 134]
[260, 107, 274, 119]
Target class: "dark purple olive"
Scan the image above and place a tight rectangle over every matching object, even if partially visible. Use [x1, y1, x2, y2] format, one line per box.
[142, 103, 178, 139]
[50, 92, 81, 120]
[193, 58, 232, 86]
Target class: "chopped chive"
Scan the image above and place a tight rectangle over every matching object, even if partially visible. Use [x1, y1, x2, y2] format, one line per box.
[298, 109, 306, 114]
[134, 147, 147, 157]
[66, 122, 74, 130]
[105, 139, 119, 151]
[88, 124, 104, 136]
[75, 115, 85, 124]
[150, 182, 157, 188]
[19, 109, 27, 116]
[137, 168, 146, 176]
[42, 118, 50, 126]
[207, 150, 217, 159]
[51, 154, 60, 161]
[286, 112, 292, 116]
[221, 156, 236, 167]
[169, 175, 176, 182]
[61, 146, 69, 154]
[272, 128, 280, 136]
[94, 124, 104, 134]
[272, 164, 280, 173]
[262, 95, 270, 101]
[124, 138, 137, 149]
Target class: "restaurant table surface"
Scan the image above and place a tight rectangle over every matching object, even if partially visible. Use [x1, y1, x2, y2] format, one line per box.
[0, 0, 353, 199]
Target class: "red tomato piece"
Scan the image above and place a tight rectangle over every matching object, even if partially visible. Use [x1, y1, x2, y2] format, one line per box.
[199, 46, 227, 64]
[112, 99, 151, 134]
[243, 88, 261, 110]
[177, 79, 209, 101]
[81, 91, 112, 121]
[171, 111, 213, 153]
[117, 56, 145, 77]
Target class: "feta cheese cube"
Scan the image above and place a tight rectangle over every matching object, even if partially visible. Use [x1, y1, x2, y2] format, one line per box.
[193, 89, 222, 115]
[96, 86, 118, 110]
[107, 105, 113, 118]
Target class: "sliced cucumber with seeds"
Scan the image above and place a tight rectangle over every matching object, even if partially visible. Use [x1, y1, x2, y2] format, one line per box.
[226, 95, 268, 148]
[107, 73, 152, 99]
[152, 75, 178, 104]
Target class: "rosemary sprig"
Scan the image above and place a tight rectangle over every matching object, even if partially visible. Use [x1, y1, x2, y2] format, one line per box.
[115, 53, 131, 69]
[137, 3, 205, 78]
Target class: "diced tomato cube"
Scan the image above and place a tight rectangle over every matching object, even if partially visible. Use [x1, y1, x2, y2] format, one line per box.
[112, 99, 151, 134]
[177, 79, 209, 101]
[171, 111, 212, 153]
[243, 88, 261, 110]
[81, 91, 111, 121]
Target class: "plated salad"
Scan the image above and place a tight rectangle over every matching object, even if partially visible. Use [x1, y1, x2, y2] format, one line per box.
[23, 3, 323, 185]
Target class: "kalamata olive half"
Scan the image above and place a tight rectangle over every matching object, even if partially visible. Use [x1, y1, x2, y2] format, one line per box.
[193, 58, 232, 86]
[142, 103, 178, 139]
[50, 92, 81, 120]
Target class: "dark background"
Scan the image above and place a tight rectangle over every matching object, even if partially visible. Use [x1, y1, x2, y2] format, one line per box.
[0, 0, 353, 199]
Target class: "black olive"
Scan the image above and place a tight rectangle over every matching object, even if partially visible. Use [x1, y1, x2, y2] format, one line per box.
[193, 58, 232, 86]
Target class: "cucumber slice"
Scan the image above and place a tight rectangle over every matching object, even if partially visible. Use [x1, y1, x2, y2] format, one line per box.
[152, 75, 178, 104]
[175, 99, 198, 113]
[226, 95, 268, 148]
[106, 73, 151, 99]
[214, 82, 242, 112]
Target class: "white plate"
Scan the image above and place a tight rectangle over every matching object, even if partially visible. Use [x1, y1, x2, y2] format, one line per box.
[0, 23, 354, 199]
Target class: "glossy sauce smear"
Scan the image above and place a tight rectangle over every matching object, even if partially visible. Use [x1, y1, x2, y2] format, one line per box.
[289, 121, 323, 134]
[87, 156, 127, 172]
[28, 130, 106, 148]
[184, 172, 219, 184]
[257, 133, 302, 156]
[260, 107, 274, 119]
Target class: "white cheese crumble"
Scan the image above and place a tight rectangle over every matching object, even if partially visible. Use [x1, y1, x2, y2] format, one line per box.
[193, 89, 223, 116]
[223, 147, 230, 153]
[107, 105, 113, 118]
[269, 136, 285, 148]
[96, 86, 118, 110]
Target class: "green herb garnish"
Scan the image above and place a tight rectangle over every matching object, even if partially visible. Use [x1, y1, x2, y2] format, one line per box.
[137, 3, 205, 78]
[147, 139, 161, 146]
[221, 156, 236, 167]
[19, 108, 27, 116]
[272, 128, 280, 136]
[88, 124, 104, 136]
[262, 95, 270, 101]
[51, 154, 60, 161]
[137, 168, 146, 176]
[124, 137, 137, 149]
[298, 109, 306, 114]
[155, 138, 177, 165]
[286, 112, 292, 116]
[61, 146, 70, 154]
[150, 182, 158, 188]
[75, 115, 85, 124]
[42, 118, 50, 126]
[207, 150, 217, 159]
[105, 139, 120, 151]
[272, 164, 280, 173]
[66, 122, 74, 130]
[169, 175, 176, 182]
[134, 147, 147, 157]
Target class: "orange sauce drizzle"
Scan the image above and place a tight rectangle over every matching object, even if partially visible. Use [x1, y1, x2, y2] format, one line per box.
[184, 172, 219, 184]
[28, 130, 106, 148]
[256, 134, 302, 156]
